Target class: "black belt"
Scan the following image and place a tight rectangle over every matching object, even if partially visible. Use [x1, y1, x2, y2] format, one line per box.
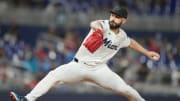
[74, 57, 79, 63]
[73, 57, 91, 66]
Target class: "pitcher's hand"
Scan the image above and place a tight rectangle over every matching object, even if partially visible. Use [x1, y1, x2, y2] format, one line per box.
[146, 51, 160, 61]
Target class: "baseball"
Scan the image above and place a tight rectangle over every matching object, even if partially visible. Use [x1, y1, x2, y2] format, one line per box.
[152, 56, 159, 60]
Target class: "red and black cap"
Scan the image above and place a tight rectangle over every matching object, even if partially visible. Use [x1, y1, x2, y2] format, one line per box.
[110, 6, 128, 19]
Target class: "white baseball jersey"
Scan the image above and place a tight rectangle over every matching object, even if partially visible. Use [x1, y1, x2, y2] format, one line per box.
[75, 20, 130, 66]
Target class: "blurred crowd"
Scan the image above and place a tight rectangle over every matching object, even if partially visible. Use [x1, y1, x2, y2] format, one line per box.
[0, 0, 180, 94]
[0, 23, 81, 89]
[0, 0, 179, 15]
[0, 0, 179, 27]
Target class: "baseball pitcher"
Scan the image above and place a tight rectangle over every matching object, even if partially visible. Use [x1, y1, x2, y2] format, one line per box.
[10, 6, 160, 101]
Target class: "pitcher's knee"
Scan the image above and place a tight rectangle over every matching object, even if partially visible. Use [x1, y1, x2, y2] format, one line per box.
[46, 70, 60, 81]
[47, 70, 56, 76]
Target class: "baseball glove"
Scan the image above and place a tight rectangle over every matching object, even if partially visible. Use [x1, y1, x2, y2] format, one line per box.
[83, 29, 103, 53]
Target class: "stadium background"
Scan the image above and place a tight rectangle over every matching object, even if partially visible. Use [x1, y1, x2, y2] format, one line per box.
[0, 0, 180, 101]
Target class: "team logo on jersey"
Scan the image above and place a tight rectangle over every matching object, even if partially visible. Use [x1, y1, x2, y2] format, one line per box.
[103, 38, 118, 50]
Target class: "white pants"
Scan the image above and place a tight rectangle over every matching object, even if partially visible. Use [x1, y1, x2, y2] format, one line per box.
[26, 61, 145, 101]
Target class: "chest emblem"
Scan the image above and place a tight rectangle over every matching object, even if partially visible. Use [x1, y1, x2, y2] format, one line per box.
[103, 38, 118, 50]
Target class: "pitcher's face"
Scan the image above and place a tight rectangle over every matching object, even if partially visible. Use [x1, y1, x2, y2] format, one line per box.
[109, 13, 126, 29]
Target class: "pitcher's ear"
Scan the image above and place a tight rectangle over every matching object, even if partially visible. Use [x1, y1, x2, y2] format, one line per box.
[122, 18, 127, 24]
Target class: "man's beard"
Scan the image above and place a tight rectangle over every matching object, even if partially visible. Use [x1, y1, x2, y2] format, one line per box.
[109, 21, 122, 29]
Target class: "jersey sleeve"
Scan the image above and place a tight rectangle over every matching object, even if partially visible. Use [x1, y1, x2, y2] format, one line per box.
[98, 20, 108, 31]
[121, 36, 131, 47]
[120, 29, 131, 48]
